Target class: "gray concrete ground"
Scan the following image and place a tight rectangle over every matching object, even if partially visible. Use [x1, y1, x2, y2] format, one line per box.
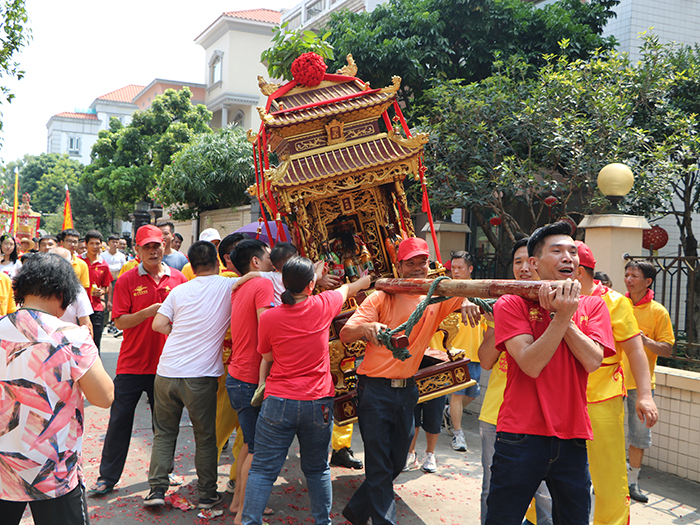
[23, 334, 700, 524]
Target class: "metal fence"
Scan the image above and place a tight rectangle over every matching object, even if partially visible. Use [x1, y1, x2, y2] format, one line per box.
[625, 247, 700, 365]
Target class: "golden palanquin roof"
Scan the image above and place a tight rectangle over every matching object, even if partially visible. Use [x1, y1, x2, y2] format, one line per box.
[267, 133, 422, 187]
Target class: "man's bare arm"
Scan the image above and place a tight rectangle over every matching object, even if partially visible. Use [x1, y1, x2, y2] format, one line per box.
[561, 321, 604, 373]
[640, 334, 673, 357]
[151, 312, 172, 335]
[114, 303, 162, 330]
[620, 335, 658, 427]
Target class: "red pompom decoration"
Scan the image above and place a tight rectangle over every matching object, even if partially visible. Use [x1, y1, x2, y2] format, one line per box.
[544, 196, 558, 206]
[642, 225, 668, 251]
[291, 52, 327, 87]
[489, 217, 502, 226]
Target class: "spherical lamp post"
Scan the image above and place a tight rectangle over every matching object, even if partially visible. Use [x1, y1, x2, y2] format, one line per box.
[597, 163, 634, 213]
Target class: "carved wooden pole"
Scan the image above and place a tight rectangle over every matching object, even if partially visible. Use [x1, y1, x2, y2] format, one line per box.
[375, 278, 555, 302]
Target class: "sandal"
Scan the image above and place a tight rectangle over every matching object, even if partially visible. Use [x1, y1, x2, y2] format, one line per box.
[89, 480, 114, 495]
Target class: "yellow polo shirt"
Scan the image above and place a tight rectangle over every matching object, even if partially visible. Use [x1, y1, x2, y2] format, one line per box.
[0, 272, 16, 315]
[479, 350, 508, 426]
[118, 259, 139, 278]
[71, 255, 90, 288]
[622, 297, 674, 389]
[586, 284, 639, 403]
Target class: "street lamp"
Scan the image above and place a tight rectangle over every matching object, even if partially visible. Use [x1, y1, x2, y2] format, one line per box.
[597, 163, 634, 213]
[131, 200, 152, 233]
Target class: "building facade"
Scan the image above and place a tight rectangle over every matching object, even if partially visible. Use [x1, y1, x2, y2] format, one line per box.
[195, 9, 281, 130]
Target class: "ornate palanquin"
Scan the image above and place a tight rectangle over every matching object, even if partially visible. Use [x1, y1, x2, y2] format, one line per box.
[250, 56, 473, 424]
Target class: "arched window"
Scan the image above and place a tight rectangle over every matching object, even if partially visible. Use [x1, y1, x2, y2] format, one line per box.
[209, 50, 224, 86]
[232, 110, 244, 128]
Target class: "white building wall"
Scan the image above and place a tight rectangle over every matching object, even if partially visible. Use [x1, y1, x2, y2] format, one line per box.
[46, 117, 101, 165]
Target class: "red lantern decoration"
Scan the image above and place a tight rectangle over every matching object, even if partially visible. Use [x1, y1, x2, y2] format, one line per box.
[642, 225, 668, 251]
[489, 216, 502, 226]
[544, 196, 558, 206]
[291, 52, 327, 87]
[559, 216, 577, 237]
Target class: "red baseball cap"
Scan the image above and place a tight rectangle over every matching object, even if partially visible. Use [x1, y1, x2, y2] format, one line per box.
[397, 237, 430, 262]
[136, 224, 164, 246]
[574, 240, 596, 270]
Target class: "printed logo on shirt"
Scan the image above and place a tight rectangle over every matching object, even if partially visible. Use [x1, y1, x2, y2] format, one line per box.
[164, 285, 171, 294]
[498, 353, 508, 373]
[133, 285, 149, 297]
[529, 307, 544, 323]
[578, 314, 589, 325]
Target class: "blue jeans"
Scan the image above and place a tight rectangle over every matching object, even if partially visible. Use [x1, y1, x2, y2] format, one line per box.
[241, 395, 334, 525]
[226, 375, 260, 454]
[479, 422, 553, 525]
[485, 433, 590, 525]
[347, 375, 419, 525]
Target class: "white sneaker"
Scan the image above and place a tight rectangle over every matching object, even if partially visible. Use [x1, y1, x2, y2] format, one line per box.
[422, 452, 437, 473]
[403, 451, 418, 471]
[452, 432, 467, 451]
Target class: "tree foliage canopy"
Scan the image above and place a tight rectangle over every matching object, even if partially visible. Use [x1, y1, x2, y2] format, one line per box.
[325, 0, 619, 115]
[154, 125, 256, 221]
[82, 88, 212, 217]
[421, 37, 695, 249]
[0, 0, 30, 107]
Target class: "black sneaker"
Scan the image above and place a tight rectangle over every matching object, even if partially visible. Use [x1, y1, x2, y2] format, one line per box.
[143, 487, 166, 507]
[197, 492, 222, 509]
[330, 447, 363, 469]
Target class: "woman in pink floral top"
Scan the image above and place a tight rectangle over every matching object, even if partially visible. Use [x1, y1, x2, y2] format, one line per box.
[0, 252, 114, 525]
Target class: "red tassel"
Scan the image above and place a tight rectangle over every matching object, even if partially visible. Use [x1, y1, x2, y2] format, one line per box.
[422, 187, 430, 213]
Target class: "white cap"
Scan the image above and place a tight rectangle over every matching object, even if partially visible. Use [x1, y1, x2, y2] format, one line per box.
[199, 228, 222, 243]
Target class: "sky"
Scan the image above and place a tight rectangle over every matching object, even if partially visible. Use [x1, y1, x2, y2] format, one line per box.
[0, 0, 295, 164]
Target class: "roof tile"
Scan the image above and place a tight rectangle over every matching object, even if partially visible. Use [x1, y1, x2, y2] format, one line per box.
[53, 112, 99, 120]
[96, 84, 145, 103]
[222, 9, 281, 24]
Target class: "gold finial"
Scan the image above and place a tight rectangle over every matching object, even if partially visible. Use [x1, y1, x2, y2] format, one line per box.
[336, 54, 358, 77]
[258, 76, 281, 96]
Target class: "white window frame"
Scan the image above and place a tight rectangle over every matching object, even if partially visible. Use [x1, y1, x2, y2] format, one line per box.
[209, 50, 224, 87]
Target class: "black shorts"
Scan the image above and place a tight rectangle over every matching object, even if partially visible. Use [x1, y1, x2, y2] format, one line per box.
[0, 483, 89, 525]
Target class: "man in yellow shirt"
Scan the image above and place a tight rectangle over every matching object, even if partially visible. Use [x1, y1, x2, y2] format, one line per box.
[622, 260, 675, 503]
[60, 228, 90, 289]
[444, 250, 486, 452]
[576, 242, 657, 525]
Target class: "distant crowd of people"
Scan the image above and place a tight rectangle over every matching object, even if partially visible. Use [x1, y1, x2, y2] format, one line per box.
[0, 219, 674, 525]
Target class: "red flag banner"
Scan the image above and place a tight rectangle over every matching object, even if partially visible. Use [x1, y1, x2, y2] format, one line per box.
[62, 186, 74, 230]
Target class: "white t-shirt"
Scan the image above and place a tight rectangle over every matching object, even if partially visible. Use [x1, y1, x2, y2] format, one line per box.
[60, 288, 94, 324]
[101, 250, 127, 279]
[0, 259, 21, 279]
[156, 274, 237, 378]
[260, 271, 284, 306]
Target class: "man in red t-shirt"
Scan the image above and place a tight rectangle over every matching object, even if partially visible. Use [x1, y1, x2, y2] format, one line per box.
[89, 224, 187, 495]
[225, 239, 275, 523]
[486, 221, 615, 525]
[80, 230, 113, 354]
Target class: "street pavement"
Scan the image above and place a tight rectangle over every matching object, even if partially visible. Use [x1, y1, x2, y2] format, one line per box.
[22, 334, 700, 524]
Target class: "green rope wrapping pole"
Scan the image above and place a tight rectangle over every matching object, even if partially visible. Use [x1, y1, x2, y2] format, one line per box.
[375, 276, 496, 361]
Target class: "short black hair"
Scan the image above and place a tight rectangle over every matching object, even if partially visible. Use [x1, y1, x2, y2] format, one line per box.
[231, 239, 268, 275]
[108, 234, 120, 242]
[270, 242, 298, 272]
[450, 250, 473, 267]
[625, 260, 656, 286]
[173, 232, 183, 242]
[39, 235, 58, 247]
[156, 220, 175, 234]
[218, 232, 249, 264]
[510, 237, 529, 262]
[188, 240, 219, 274]
[0, 233, 18, 263]
[61, 228, 80, 240]
[594, 271, 612, 287]
[85, 230, 103, 243]
[13, 253, 82, 311]
[527, 221, 573, 257]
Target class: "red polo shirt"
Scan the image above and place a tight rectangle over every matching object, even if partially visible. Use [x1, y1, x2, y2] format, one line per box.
[80, 254, 113, 312]
[112, 262, 187, 375]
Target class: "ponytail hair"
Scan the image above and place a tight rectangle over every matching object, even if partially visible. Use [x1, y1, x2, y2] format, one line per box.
[281, 255, 316, 305]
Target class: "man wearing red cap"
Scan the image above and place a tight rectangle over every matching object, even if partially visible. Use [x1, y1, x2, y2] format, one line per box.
[575, 240, 657, 525]
[90, 224, 188, 495]
[340, 236, 481, 525]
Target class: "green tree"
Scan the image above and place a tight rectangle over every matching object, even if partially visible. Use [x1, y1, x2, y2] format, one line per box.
[83, 88, 212, 217]
[421, 43, 674, 247]
[32, 156, 82, 213]
[324, 0, 618, 116]
[153, 124, 255, 221]
[0, 0, 31, 136]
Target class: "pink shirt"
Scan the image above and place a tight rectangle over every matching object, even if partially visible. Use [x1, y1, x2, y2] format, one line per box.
[0, 310, 98, 501]
[258, 291, 344, 401]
